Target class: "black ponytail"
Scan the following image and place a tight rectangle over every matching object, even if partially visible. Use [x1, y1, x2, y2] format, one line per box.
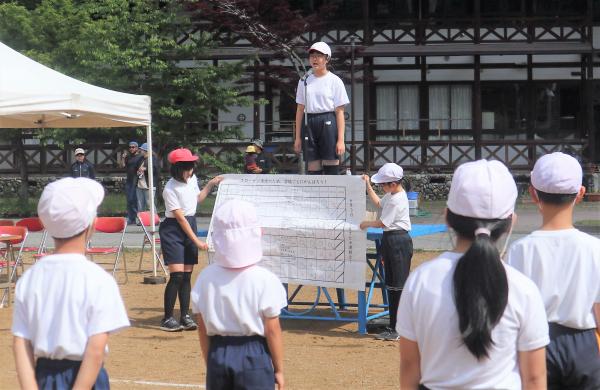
[447, 210, 512, 360]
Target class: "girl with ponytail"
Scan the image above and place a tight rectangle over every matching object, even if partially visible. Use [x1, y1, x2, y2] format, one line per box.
[396, 160, 549, 389]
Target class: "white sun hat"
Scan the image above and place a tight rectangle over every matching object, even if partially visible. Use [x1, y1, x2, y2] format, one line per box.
[309, 42, 332, 59]
[370, 163, 404, 184]
[212, 199, 263, 269]
[447, 159, 517, 219]
[531, 152, 582, 194]
[38, 177, 105, 238]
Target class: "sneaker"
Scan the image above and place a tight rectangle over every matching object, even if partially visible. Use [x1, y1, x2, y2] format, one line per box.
[180, 314, 197, 331]
[160, 317, 183, 332]
[375, 328, 400, 341]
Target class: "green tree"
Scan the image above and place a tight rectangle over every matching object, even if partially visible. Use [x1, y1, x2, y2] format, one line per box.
[0, 0, 251, 198]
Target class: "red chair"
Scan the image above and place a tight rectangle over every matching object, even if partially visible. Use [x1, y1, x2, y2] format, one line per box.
[86, 217, 128, 283]
[136, 211, 167, 275]
[16, 217, 48, 260]
[0, 225, 27, 307]
[0, 219, 14, 226]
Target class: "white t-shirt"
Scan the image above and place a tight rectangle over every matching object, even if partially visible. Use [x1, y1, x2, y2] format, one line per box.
[295, 71, 349, 114]
[163, 174, 201, 217]
[397, 251, 549, 390]
[379, 191, 411, 232]
[11, 254, 130, 361]
[191, 264, 287, 337]
[507, 228, 600, 330]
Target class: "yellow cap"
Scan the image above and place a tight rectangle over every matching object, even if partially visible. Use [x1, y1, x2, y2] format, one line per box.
[246, 145, 257, 153]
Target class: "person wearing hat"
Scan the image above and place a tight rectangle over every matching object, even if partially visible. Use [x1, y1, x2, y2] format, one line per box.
[70, 147, 96, 179]
[135, 142, 160, 213]
[245, 144, 263, 174]
[507, 152, 600, 389]
[119, 141, 143, 224]
[12, 178, 129, 389]
[397, 160, 549, 389]
[158, 148, 222, 332]
[294, 41, 349, 175]
[359, 163, 413, 341]
[191, 199, 286, 389]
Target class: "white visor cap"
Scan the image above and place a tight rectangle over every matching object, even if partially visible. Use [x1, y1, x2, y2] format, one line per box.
[531, 152, 582, 194]
[309, 41, 332, 58]
[447, 159, 517, 219]
[371, 163, 404, 184]
[212, 199, 263, 269]
[38, 177, 105, 238]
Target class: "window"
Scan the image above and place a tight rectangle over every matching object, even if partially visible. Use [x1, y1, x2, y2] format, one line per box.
[375, 85, 420, 138]
[428, 85, 472, 131]
[534, 83, 580, 139]
[481, 83, 528, 140]
[481, 0, 523, 16]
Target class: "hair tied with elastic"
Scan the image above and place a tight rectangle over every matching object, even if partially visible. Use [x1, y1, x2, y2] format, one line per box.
[474, 227, 491, 236]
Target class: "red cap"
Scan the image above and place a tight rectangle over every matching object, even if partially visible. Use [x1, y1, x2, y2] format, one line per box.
[168, 148, 199, 164]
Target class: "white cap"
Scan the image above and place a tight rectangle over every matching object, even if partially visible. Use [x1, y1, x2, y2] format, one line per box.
[309, 42, 332, 59]
[74, 148, 85, 155]
[447, 160, 517, 219]
[531, 152, 582, 194]
[37, 177, 105, 238]
[371, 163, 404, 184]
[212, 199, 262, 269]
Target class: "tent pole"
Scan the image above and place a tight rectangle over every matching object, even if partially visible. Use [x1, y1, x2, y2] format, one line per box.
[144, 121, 166, 284]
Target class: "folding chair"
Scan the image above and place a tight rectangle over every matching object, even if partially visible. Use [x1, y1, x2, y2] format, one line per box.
[16, 217, 48, 262]
[0, 225, 27, 307]
[136, 211, 167, 275]
[86, 217, 128, 283]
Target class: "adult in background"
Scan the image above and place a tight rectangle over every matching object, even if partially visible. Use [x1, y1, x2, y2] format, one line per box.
[294, 41, 349, 175]
[135, 143, 160, 213]
[70, 148, 95, 179]
[119, 141, 142, 225]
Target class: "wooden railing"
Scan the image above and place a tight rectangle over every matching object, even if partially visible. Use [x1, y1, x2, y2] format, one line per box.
[0, 139, 588, 175]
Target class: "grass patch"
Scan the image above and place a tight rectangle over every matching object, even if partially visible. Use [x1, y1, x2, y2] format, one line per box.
[574, 219, 600, 227]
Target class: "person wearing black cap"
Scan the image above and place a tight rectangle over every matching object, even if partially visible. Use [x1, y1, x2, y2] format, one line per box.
[294, 42, 349, 175]
[119, 141, 142, 224]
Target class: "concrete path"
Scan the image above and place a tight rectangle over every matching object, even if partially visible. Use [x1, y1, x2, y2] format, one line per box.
[7, 201, 600, 252]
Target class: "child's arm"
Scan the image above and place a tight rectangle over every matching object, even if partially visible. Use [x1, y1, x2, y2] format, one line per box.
[359, 219, 385, 230]
[363, 175, 381, 208]
[72, 332, 109, 390]
[195, 314, 210, 365]
[264, 316, 284, 390]
[197, 176, 223, 203]
[594, 302, 600, 334]
[518, 347, 547, 390]
[399, 337, 421, 389]
[172, 209, 208, 250]
[13, 336, 37, 389]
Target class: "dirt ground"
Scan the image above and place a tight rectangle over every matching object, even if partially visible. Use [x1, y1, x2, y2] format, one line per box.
[0, 250, 440, 389]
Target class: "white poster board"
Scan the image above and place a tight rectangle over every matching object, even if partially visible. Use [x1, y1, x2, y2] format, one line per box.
[208, 174, 367, 291]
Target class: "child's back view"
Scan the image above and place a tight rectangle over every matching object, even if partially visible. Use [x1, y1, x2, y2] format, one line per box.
[507, 152, 600, 389]
[12, 177, 130, 389]
[192, 199, 287, 389]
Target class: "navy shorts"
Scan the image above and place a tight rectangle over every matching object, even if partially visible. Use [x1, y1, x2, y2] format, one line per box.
[547, 323, 600, 390]
[159, 216, 199, 265]
[302, 112, 338, 162]
[381, 230, 413, 290]
[35, 358, 109, 390]
[207, 335, 274, 390]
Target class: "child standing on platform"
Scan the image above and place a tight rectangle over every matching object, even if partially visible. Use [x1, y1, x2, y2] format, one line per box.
[159, 148, 222, 332]
[507, 152, 600, 389]
[192, 199, 287, 389]
[397, 160, 549, 389]
[12, 178, 130, 389]
[359, 162, 413, 341]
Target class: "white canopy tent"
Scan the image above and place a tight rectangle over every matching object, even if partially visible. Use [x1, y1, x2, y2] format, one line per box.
[0, 41, 163, 278]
